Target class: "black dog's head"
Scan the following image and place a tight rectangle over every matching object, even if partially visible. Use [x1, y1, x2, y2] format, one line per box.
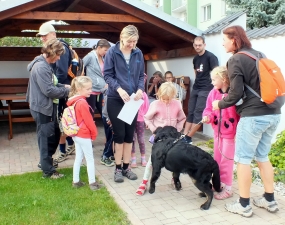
[153, 126, 181, 143]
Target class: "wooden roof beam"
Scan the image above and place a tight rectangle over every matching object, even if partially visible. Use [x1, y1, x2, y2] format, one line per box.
[144, 47, 196, 61]
[100, 0, 195, 43]
[0, 0, 60, 21]
[8, 24, 119, 33]
[11, 11, 145, 23]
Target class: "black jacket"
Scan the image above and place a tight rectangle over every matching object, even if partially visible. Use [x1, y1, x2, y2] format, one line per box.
[218, 48, 281, 117]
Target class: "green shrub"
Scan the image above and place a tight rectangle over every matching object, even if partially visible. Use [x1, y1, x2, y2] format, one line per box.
[269, 130, 285, 182]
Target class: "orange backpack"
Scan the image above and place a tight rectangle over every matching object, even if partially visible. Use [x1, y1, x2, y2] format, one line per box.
[238, 51, 285, 108]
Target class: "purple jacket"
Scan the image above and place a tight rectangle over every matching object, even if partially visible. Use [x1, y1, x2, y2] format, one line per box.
[203, 89, 239, 139]
[104, 42, 145, 99]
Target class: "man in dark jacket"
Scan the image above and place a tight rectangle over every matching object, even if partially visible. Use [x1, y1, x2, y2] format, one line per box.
[37, 22, 75, 163]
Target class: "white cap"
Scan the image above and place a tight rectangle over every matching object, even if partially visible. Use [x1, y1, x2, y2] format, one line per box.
[36, 22, 56, 36]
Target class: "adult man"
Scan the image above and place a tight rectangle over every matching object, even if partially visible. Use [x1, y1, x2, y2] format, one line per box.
[183, 36, 219, 144]
[37, 22, 75, 162]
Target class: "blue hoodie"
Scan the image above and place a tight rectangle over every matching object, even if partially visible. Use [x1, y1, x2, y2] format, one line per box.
[104, 42, 145, 99]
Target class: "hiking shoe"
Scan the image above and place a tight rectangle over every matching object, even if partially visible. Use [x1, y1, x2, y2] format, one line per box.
[54, 153, 68, 163]
[38, 161, 58, 169]
[109, 156, 115, 161]
[183, 136, 192, 144]
[66, 144, 75, 155]
[43, 171, 64, 179]
[225, 199, 253, 218]
[72, 181, 85, 188]
[114, 169, 124, 183]
[100, 157, 114, 167]
[89, 181, 105, 191]
[122, 168, 138, 180]
[253, 196, 279, 213]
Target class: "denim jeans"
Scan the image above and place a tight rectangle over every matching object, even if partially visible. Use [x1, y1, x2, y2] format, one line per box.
[102, 116, 114, 159]
[235, 114, 281, 164]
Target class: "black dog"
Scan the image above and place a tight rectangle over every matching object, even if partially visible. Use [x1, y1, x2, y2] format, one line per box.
[149, 126, 221, 210]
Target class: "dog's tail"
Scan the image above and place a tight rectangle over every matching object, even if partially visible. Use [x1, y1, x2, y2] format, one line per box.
[212, 160, 221, 192]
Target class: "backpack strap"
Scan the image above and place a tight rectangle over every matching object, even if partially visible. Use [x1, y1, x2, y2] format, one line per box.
[237, 51, 264, 99]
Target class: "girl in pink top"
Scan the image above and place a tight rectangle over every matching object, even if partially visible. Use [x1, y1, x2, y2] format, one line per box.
[136, 82, 186, 196]
[131, 91, 149, 168]
[202, 66, 239, 200]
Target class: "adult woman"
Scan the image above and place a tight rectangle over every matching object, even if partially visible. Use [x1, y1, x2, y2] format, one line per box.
[212, 25, 281, 217]
[104, 25, 145, 183]
[83, 39, 111, 117]
[164, 71, 186, 101]
[27, 39, 70, 179]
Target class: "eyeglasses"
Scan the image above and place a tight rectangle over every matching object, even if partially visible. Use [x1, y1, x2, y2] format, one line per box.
[193, 44, 203, 47]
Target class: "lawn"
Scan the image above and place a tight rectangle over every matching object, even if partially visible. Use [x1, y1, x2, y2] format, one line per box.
[0, 167, 130, 225]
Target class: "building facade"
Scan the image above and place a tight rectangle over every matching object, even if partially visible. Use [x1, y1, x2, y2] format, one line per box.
[140, 0, 228, 31]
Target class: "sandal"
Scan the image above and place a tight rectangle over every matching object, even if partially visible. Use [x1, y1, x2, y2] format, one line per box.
[214, 189, 233, 200]
[136, 183, 147, 196]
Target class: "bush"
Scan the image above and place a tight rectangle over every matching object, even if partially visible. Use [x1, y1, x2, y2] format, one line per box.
[269, 130, 285, 182]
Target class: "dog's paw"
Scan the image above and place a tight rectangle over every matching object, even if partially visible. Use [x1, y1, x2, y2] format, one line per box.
[198, 192, 206, 198]
[149, 187, 155, 194]
[200, 202, 210, 210]
[175, 182, 182, 191]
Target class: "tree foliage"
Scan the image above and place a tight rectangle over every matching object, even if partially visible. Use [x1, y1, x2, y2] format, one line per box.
[225, 0, 285, 28]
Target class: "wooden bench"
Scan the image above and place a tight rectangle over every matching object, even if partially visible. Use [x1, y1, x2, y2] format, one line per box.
[147, 76, 191, 115]
[0, 78, 33, 139]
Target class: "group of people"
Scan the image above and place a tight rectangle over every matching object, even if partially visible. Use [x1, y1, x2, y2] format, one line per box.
[26, 22, 281, 217]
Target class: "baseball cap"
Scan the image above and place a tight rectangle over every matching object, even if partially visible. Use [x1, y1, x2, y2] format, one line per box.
[36, 22, 56, 36]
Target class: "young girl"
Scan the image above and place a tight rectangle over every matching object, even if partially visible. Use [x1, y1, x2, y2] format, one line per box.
[131, 74, 149, 168]
[67, 76, 104, 191]
[136, 82, 186, 196]
[202, 66, 239, 200]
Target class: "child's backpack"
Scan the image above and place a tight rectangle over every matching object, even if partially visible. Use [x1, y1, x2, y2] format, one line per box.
[61, 41, 84, 79]
[238, 51, 285, 108]
[61, 99, 84, 137]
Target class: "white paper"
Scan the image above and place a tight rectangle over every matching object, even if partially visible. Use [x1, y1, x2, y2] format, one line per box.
[117, 93, 144, 125]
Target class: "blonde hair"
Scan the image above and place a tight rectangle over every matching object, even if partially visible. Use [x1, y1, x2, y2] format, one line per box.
[69, 76, 92, 97]
[120, 25, 139, 50]
[41, 39, 65, 58]
[156, 82, 177, 100]
[211, 66, 229, 85]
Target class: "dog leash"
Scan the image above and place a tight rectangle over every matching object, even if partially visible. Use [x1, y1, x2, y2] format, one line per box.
[173, 121, 203, 144]
[217, 109, 234, 160]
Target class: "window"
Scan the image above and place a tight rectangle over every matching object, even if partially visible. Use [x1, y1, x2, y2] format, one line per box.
[202, 4, 211, 21]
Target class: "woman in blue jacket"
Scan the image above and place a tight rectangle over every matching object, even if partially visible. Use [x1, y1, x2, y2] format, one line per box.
[104, 25, 145, 183]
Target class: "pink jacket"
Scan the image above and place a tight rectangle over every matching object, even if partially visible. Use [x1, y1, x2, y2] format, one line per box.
[203, 89, 239, 139]
[137, 92, 149, 122]
[144, 99, 186, 133]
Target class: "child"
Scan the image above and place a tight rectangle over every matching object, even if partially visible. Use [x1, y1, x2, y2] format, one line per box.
[136, 82, 186, 196]
[67, 76, 104, 191]
[131, 91, 149, 167]
[202, 66, 239, 200]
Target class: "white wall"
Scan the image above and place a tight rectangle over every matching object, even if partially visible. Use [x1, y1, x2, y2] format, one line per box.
[0, 61, 30, 78]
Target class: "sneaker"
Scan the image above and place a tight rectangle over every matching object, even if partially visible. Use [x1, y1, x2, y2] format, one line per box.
[225, 199, 253, 218]
[38, 161, 58, 169]
[100, 157, 114, 167]
[253, 196, 279, 213]
[114, 169, 124, 183]
[89, 181, 105, 191]
[72, 181, 85, 188]
[66, 144, 75, 155]
[183, 136, 192, 144]
[214, 189, 233, 200]
[141, 159, 147, 167]
[54, 153, 68, 163]
[130, 158, 137, 168]
[109, 156, 115, 161]
[122, 168, 138, 180]
[43, 171, 64, 179]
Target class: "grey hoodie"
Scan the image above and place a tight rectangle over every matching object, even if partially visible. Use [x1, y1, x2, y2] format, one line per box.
[26, 55, 69, 116]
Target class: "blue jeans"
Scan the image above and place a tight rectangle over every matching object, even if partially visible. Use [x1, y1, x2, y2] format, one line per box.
[102, 116, 114, 159]
[235, 114, 281, 164]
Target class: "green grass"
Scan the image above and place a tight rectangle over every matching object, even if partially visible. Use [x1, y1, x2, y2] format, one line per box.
[0, 167, 130, 225]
